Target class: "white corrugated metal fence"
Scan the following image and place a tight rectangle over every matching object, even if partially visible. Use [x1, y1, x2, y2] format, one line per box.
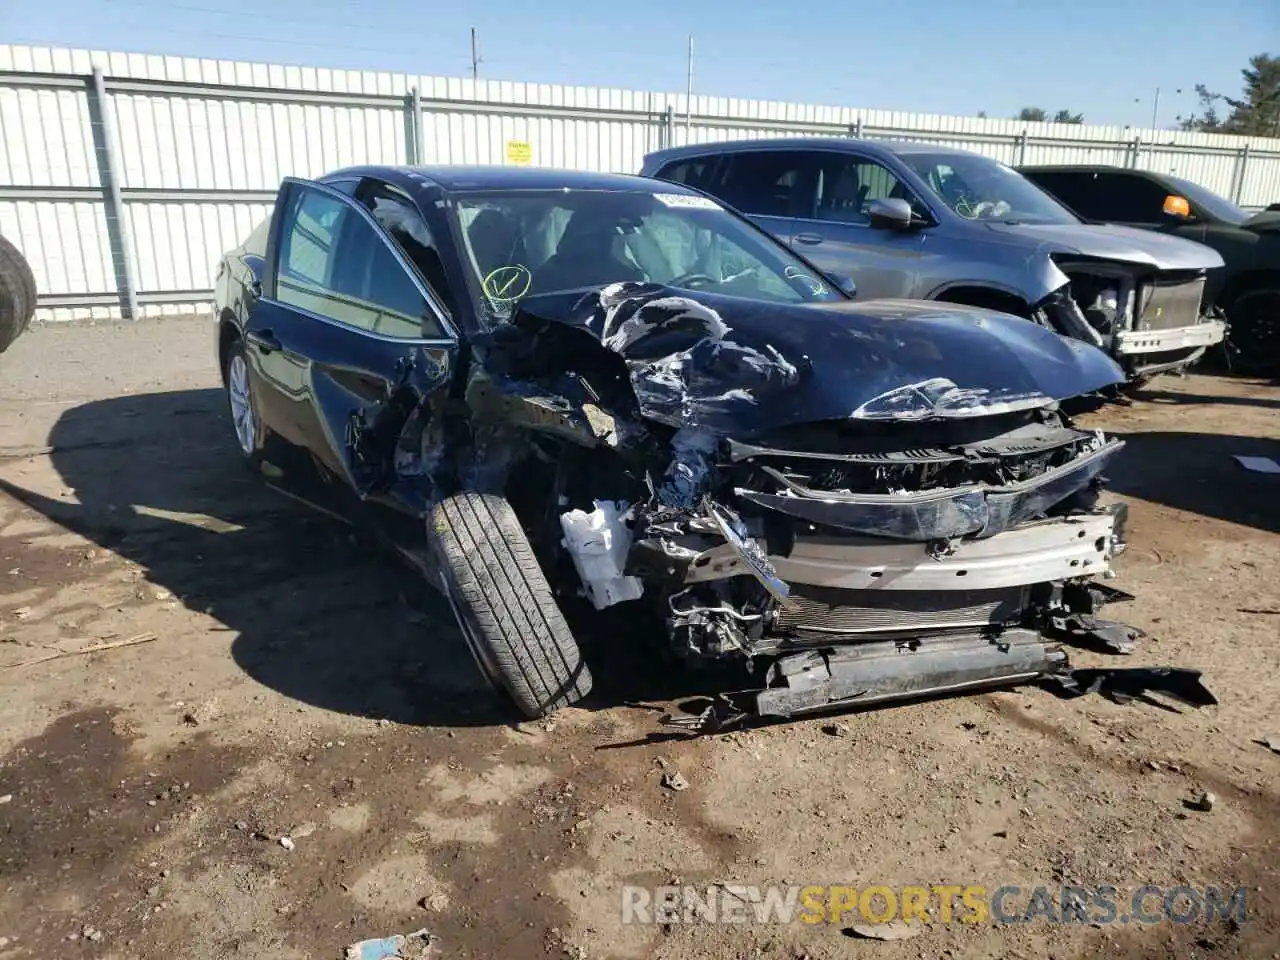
[2, 43, 1279, 321]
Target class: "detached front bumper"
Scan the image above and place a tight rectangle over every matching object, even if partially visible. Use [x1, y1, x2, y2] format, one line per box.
[675, 506, 1129, 718]
[1113, 319, 1226, 355]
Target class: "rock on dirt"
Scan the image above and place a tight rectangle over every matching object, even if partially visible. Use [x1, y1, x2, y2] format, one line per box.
[1188, 791, 1217, 812]
[844, 920, 923, 941]
[660, 771, 689, 792]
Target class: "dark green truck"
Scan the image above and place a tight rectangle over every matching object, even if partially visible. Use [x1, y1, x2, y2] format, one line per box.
[1021, 165, 1278, 374]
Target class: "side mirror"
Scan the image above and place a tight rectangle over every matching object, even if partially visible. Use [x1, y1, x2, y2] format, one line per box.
[829, 273, 858, 297]
[866, 197, 915, 229]
[1162, 194, 1192, 220]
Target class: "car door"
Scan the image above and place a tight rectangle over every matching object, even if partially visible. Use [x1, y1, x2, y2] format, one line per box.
[694, 150, 816, 248]
[246, 177, 458, 504]
[788, 151, 928, 300]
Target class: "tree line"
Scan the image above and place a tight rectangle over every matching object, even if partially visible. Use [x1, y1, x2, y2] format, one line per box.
[969, 52, 1278, 135]
[1178, 53, 1280, 137]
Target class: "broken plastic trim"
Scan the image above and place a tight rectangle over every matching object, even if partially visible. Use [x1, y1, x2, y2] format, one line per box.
[734, 438, 1123, 541]
[1038, 288, 1105, 348]
[704, 499, 791, 602]
[751, 630, 1065, 718]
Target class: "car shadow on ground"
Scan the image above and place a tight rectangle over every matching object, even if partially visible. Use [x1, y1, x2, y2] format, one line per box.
[1130, 387, 1280, 410]
[1104, 429, 1280, 534]
[0, 388, 715, 729]
[6, 390, 1272, 729]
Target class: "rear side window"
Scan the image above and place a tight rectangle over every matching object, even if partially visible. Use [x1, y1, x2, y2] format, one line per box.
[1028, 171, 1167, 224]
[705, 151, 812, 218]
[655, 157, 719, 192]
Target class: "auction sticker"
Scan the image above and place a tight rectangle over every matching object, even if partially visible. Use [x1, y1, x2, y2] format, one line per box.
[653, 193, 722, 210]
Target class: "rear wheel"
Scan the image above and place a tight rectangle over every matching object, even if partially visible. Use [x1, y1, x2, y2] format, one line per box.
[428, 490, 592, 718]
[0, 235, 38, 355]
[223, 338, 263, 466]
[1225, 287, 1280, 375]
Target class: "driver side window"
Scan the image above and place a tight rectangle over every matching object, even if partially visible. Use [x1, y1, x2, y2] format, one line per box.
[814, 157, 921, 224]
[276, 186, 441, 338]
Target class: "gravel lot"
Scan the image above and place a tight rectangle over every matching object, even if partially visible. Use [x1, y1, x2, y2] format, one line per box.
[0, 317, 1277, 960]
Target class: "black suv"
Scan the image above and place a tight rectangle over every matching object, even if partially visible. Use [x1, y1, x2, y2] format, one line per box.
[1021, 165, 1279, 373]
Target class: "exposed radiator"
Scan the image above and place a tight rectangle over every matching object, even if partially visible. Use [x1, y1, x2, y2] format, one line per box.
[1139, 276, 1205, 331]
[775, 585, 1028, 637]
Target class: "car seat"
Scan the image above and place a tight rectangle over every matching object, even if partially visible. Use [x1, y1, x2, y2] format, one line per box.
[467, 207, 526, 277]
[532, 210, 645, 292]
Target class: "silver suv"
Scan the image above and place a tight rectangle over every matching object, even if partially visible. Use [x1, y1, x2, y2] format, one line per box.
[641, 139, 1227, 381]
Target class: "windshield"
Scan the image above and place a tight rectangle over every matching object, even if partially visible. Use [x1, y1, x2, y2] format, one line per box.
[900, 152, 1079, 225]
[450, 188, 842, 321]
[1166, 175, 1250, 225]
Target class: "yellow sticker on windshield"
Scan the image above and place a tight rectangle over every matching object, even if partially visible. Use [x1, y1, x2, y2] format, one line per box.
[482, 264, 532, 302]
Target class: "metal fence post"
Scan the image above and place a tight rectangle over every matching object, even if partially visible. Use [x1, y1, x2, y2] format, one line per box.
[1128, 136, 1142, 168]
[1015, 130, 1028, 166]
[86, 67, 139, 320]
[664, 105, 675, 149]
[1232, 143, 1251, 203]
[404, 86, 423, 164]
[850, 118, 863, 140]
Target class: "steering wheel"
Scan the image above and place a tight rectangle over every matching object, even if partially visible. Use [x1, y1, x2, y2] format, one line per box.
[668, 271, 719, 288]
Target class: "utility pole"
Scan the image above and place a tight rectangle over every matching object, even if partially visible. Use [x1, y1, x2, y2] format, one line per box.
[686, 34, 694, 134]
[471, 27, 479, 82]
[1141, 87, 1181, 129]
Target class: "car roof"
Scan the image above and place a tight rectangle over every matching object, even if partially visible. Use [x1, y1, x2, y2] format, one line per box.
[323, 164, 701, 194]
[643, 137, 980, 167]
[1020, 164, 1153, 175]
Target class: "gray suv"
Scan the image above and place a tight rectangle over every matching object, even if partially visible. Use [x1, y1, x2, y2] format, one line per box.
[640, 139, 1226, 381]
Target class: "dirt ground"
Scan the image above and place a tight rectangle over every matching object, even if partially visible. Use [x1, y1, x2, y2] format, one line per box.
[0, 317, 1277, 960]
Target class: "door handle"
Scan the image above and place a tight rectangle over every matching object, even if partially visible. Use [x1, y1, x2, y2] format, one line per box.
[794, 232, 824, 245]
[246, 329, 282, 354]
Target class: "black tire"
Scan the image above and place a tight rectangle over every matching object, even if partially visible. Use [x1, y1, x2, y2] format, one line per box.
[428, 490, 592, 718]
[1224, 287, 1280, 375]
[0, 235, 38, 355]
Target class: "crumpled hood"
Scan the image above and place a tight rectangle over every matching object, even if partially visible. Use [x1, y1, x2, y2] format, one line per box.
[986, 221, 1224, 271]
[510, 283, 1124, 435]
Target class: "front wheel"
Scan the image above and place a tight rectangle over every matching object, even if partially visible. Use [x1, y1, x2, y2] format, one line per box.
[1225, 287, 1280, 375]
[428, 491, 592, 718]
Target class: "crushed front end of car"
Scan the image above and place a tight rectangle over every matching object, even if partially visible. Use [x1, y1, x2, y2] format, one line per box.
[1029, 249, 1227, 382]
[473, 284, 1200, 720]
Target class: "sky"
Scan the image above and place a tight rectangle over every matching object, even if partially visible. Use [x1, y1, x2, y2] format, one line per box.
[2, 0, 1276, 128]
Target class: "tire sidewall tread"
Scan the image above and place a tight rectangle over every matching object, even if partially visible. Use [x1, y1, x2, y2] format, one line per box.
[429, 491, 591, 718]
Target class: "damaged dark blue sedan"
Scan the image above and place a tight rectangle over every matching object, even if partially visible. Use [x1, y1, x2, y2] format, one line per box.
[213, 166, 1202, 724]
